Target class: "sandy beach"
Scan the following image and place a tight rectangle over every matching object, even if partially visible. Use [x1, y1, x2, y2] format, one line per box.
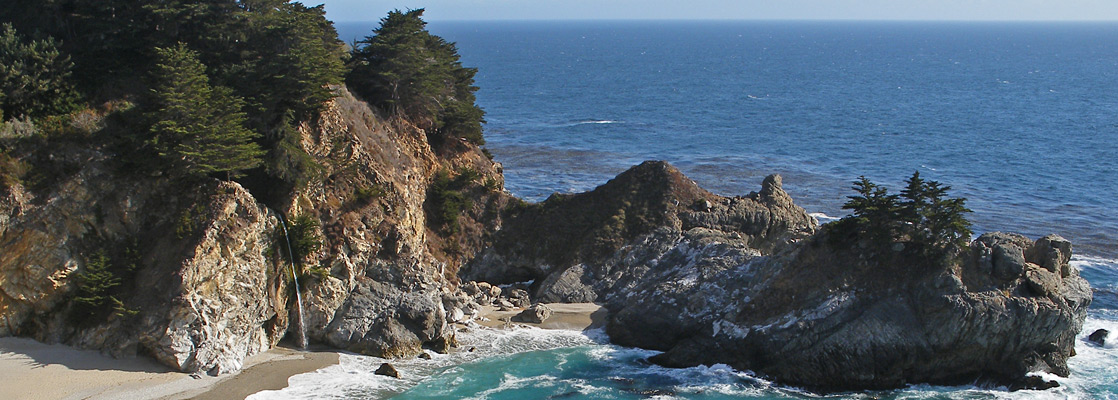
[474, 302, 606, 331]
[0, 337, 337, 400]
[0, 303, 602, 399]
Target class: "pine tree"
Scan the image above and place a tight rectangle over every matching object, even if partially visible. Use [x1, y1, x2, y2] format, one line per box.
[842, 176, 903, 246]
[348, 8, 485, 146]
[900, 171, 972, 253]
[0, 23, 77, 119]
[147, 43, 264, 178]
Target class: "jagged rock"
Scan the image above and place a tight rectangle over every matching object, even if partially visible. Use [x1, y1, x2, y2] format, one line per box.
[1029, 234, 1073, 276]
[1025, 265, 1061, 297]
[324, 279, 452, 358]
[428, 332, 457, 354]
[0, 161, 284, 375]
[463, 161, 815, 305]
[1009, 375, 1060, 391]
[513, 304, 553, 324]
[442, 292, 476, 324]
[303, 276, 350, 342]
[0, 85, 509, 375]
[463, 161, 1090, 391]
[495, 298, 515, 310]
[506, 288, 531, 308]
[418, 352, 432, 359]
[537, 264, 597, 303]
[1088, 329, 1109, 346]
[375, 363, 400, 378]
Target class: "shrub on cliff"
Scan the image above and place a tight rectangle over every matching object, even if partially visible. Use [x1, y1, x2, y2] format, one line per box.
[427, 169, 475, 234]
[347, 8, 485, 147]
[276, 213, 322, 268]
[72, 247, 139, 325]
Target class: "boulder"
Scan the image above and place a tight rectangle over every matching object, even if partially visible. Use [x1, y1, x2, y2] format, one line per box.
[375, 363, 400, 378]
[1009, 375, 1060, 391]
[1088, 329, 1109, 346]
[1024, 265, 1061, 297]
[506, 288, 531, 308]
[324, 279, 452, 358]
[513, 304, 553, 324]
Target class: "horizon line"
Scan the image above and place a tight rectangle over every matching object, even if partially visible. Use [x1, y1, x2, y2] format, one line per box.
[329, 16, 1118, 24]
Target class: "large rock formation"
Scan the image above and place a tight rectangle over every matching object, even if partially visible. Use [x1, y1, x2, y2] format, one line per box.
[273, 87, 508, 358]
[465, 161, 1092, 391]
[0, 86, 509, 371]
[0, 150, 289, 374]
[0, 82, 1093, 391]
[463, 161, 816, 303]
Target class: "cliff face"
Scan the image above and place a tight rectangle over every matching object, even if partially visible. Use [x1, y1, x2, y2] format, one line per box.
[0, 86, 508, 372]
[0, 86, 1093, 389]
[277, 87, 507, 357]
[465, 161, 1091, 391]
[0, 150, 288, 374]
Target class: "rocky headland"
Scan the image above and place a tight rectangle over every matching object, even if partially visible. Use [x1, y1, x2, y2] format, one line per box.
[0, 88, 1092, 391]
[465, 161, 1092, 391]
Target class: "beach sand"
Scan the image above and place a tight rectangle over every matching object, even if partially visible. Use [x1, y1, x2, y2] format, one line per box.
[475, 302, 606, 331]
[0, 337, 337, 400]
[0, 303, 603, 399]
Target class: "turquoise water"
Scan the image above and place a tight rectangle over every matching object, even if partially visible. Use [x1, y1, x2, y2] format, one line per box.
[263, 21, 1118, 399]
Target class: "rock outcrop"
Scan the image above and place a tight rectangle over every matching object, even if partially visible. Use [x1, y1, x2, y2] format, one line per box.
[464, 161, 1092, 391]
[0, 86, 508, 372]
[0, 150, 289, 374]
[463, 160, 816, 304]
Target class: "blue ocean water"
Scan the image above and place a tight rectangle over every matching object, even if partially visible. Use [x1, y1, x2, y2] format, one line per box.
[268, 21, 1118, 399]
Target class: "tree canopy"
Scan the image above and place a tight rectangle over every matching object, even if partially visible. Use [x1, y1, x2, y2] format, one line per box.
[1, 1, 346, 187]
[0, 23, 77, 119]
[147, 43, 264, 178]
[830, 172, 973, 261]
[348, 8, 485, 146]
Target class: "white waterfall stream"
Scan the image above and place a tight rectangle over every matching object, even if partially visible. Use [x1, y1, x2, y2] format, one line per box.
[276, 213, 308, 349]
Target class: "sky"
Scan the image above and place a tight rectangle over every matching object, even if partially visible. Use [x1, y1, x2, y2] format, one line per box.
[318, 0, 1118, 22]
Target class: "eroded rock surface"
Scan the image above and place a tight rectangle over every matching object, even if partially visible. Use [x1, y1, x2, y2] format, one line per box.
[465, 160, 1091, 391]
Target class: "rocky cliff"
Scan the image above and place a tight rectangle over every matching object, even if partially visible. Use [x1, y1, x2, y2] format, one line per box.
[0, 86, 1093, 390]
[466, 161, 1092, 391]
[0, 86, 509, 373]
[0, 148, 288, 374]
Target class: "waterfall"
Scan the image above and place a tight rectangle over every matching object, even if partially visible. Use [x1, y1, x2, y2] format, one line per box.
[276, 212, 308, 349]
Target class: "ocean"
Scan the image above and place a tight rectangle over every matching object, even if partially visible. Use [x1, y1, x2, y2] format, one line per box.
[258, 21, 1118, 399]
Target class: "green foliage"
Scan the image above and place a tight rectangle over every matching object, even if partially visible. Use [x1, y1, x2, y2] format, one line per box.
[72, 248, 139, 324]
[840, 176, 903, 247]
[174, 202, 208, 239]
[428, 169, 474, 234]
[353, 184, 387, 204]
[0, 23, 78, 119]
[830, 172, 973, 261]
[482, 177, 502, 192]
[305, 265, 331, 281]
[347, 8, 485, 146]
[147, 43, 264, 178]
[899, 171, 973, 253]
[264, 117, 321, 188]
[0, 149, 29, 189]
[228, 1, 346, 126]
[3, 1, 346, 188]
[278, 213, 322, 266]
[455, 166, 481, 185]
